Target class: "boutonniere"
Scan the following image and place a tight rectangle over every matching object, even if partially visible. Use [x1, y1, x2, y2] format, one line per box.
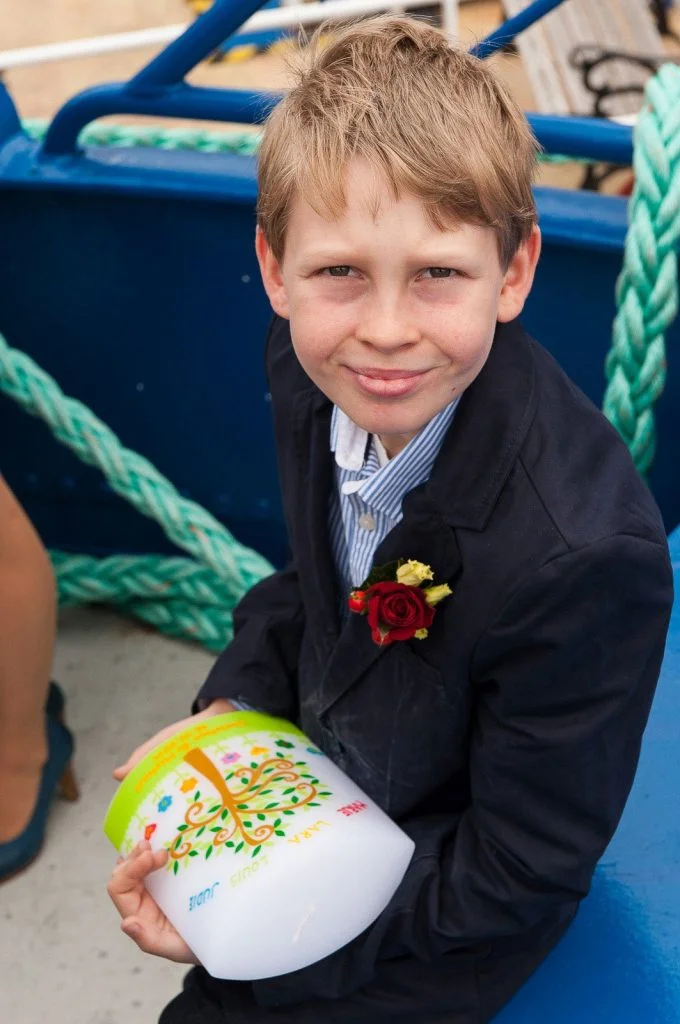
[348, 559, 452, 647]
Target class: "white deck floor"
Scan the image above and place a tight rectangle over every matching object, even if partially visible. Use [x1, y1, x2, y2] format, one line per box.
[1, 607, 216, 1024]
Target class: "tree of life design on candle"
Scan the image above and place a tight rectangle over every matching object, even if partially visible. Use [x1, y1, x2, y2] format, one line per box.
[166, 745, 333, 873]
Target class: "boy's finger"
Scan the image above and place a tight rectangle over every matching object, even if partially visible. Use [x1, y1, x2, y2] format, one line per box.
[107, 849, 157, 913]
[112, 706, 229, 779]
[121, 916, 198, 965]
[120, 916, 163, 956]
[113, 719, 193, 778]
[113, 739, 159, 779]
[110, 844, 166, 891]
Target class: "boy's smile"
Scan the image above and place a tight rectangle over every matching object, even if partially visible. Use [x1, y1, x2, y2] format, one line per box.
[257, 160, 540, 457]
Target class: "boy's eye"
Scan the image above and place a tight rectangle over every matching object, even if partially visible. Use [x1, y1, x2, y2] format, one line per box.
[422, 267, 456, 279]
[323, 266, 353, 277]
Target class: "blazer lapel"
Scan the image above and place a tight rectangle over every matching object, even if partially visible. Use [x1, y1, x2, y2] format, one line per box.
[291, 388, 341, 659]
[317, 487, 462, 716]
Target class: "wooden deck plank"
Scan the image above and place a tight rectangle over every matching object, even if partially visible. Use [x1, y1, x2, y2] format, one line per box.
[502, 0, 669, 117]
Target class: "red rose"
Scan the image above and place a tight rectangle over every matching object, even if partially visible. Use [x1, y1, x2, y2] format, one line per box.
[347, 590, 368, 614]
[365, 581, 435, 645]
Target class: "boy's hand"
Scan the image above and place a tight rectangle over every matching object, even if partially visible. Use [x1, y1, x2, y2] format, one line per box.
[107, 840, 198, 964]
[113, 699, 237, 781]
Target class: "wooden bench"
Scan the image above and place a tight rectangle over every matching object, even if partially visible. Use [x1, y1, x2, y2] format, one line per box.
[501, 0, 670, 118]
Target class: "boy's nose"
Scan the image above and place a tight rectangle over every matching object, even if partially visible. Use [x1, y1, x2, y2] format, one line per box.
[356, 297, 419, 352]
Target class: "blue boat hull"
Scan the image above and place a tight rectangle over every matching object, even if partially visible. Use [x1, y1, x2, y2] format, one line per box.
[0, 152, 677, 566]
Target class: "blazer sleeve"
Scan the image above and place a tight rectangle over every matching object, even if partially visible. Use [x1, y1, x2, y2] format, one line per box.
[195, 317, 307, 721]
[255, 533, 673, 1004]
[194, 560, 305, 721]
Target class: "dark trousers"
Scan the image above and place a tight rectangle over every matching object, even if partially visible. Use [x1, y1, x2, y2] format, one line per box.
[159, 912, 574, 1024]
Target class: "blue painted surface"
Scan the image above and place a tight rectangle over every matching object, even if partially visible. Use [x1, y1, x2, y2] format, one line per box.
[0, 0, 678, 565]
[42, 84, 278, 156]
[496, 527, 680, 1022]
[0, 134, 678, 567]
[217, 28, 293, 54]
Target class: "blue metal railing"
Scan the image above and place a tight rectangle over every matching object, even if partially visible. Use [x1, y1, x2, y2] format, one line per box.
[131, 0, 268, 87]
[40, 0, 634, 167]
[470, 0, 567, 59]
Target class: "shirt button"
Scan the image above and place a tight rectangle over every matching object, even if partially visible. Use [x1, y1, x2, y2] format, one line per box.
[358, 513, 376, 531]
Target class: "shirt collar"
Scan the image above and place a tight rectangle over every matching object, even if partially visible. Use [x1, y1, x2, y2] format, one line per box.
[330, 399, 459, 519]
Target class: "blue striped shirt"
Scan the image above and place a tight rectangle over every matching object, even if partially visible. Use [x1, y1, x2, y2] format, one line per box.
[329, 399, 459, 598]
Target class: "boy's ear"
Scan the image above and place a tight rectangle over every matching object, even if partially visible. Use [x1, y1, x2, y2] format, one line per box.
[255, 226, 290, 320]
[496, 225, 542, 323]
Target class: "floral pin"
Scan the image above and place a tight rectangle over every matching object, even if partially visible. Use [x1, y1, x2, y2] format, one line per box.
[348, 559, 452, 646]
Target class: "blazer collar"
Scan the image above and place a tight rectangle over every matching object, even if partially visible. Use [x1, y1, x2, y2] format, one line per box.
[425, 317, 537, 528]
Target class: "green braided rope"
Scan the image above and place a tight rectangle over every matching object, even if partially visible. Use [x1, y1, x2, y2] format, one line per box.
[23, 119, 263, 156]
[1, 68, 675, 647]
[0, 335, 273, 650]
[602, 65, 680, 473]
[22, 118, 594, 165]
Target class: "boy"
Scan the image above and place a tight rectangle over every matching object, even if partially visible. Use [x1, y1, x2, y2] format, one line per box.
[108, 17, 673, 1023]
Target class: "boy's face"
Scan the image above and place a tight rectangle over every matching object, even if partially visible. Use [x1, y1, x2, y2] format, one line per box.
[257, 160, 541, 457]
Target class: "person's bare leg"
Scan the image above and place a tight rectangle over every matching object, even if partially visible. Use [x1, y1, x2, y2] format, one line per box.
[0, 479, 56, 842]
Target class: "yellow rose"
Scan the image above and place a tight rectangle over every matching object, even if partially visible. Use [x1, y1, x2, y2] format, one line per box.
[396, 560, 434, 587]
[414, 628, 429, 640]
[424, 583, 452, 606]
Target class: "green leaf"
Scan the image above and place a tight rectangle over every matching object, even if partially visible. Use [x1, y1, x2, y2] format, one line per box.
[243, 821, 252, 828]
[263, 767, 274, 775]
[257, 813, 266, 821]
[177, 824, 188, 831]
[197, 826, 205, 837]
[174, 837, 182, 850]
[250, 761, 258, 769]
[291, 796, 299, 804]
[319, 792, 332, 797]
[237, 803, 249, 809]
[208, 805, 221, 813]
[265, 802, 278, 810]
[226, 771, 235, 781]
[205, 846, 213, 860]
[360, 559, 400, 589]
[275, 740, 294, 749]
[189, 850, 199, 857]
[260, 789, 272, 796]
[311, 779, 319, 785]
[226, 841, 235, 848]
[210, 826, 222, 833]
[252, 845, 262, 858]
[241, 777, 248, 785]
[221, 809, 229, 821]
[173, 860, 179, 875]
[275, 830, 286, 837]
[235, 842, 244, 853]
[308, 802, 320, 807]
[283, 810, 295, 816]
[194, 791, 201, 801]
[273, 818, 282, 828]
[283, 788, 295, 795]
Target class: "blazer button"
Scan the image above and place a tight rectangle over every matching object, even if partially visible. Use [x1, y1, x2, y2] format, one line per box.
[358, 513, 376, 531]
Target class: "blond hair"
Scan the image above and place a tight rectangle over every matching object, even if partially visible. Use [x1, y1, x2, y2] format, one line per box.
[257, 16, 538, 268]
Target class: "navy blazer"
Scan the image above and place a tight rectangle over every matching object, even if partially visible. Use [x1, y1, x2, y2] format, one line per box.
[196, 316, 673, 1018]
